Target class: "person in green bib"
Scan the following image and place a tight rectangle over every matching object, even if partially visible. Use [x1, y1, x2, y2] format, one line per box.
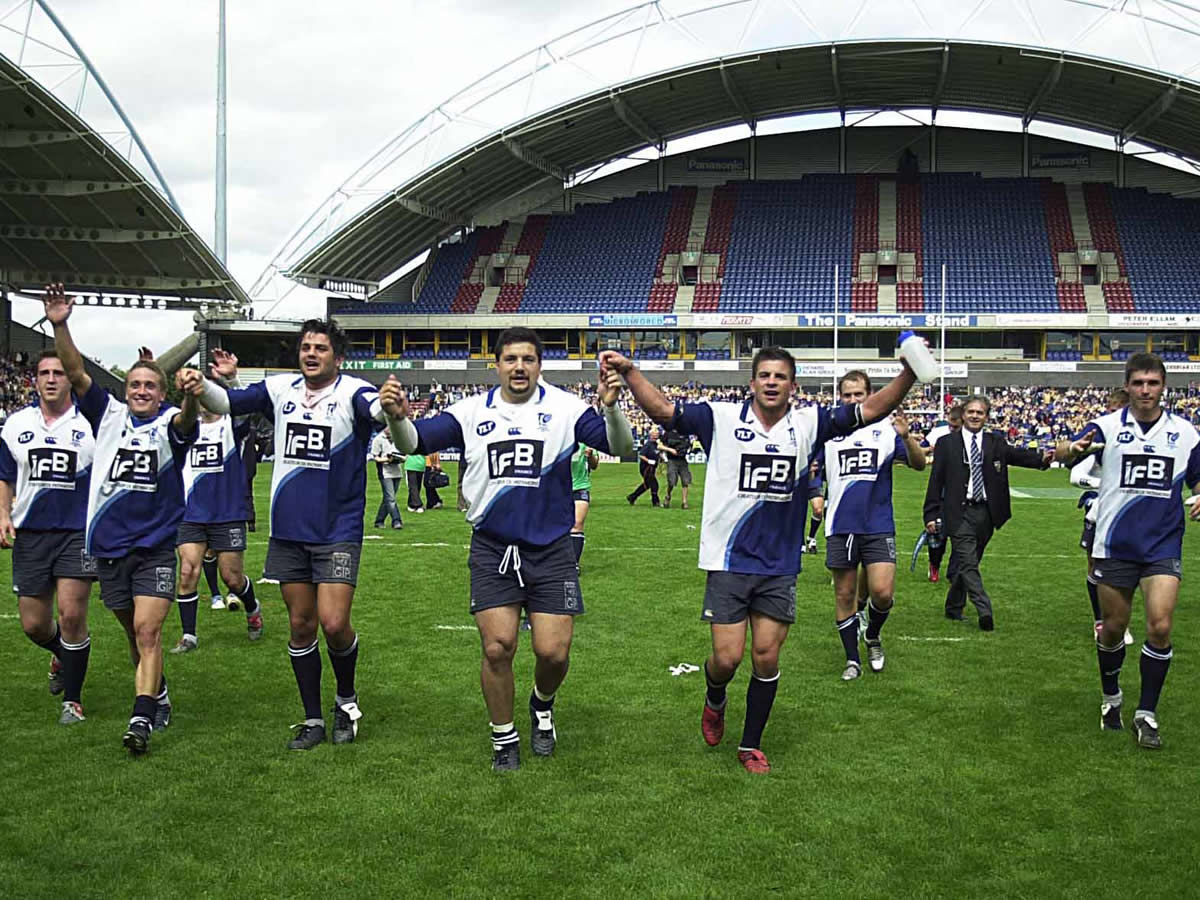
[570, 443, 599, 573]
[404, 449, 427, 513]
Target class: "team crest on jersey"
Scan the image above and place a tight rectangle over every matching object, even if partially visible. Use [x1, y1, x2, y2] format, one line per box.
[734, 427, 754, 442]
[17, 431, 33, 444]
[738, 454, 795, 500]
[477, 421, 496, 436]
[71, 430, 85, 444]
[1168, 432, 1180, 445]
[326, 402, 338, 415]
[537, 413, 553, 431]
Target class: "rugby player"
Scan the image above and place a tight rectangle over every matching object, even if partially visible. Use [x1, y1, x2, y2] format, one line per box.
[44, 284, 199, 755]
[1068, 388, 1131, 644]
[820, 371, 926, 680]
[181, 319, 402, 751]
[381, 327, 633, 772]
[1062, 354, 1200, 749]
[170, 349, 262, 653]
[0, 349, 96, 725]
[604, 346, 918, 774]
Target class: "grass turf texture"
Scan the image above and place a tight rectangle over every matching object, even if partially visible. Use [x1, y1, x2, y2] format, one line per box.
[3, 462, 1199, 899]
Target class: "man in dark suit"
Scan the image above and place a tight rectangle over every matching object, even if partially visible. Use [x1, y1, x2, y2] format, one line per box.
[923, 396, 1051, 630]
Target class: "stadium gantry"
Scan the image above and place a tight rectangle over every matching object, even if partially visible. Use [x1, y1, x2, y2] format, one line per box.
[0, 0, 247, 316]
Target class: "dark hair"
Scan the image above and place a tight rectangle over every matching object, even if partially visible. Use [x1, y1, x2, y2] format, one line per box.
[750, 347, 796, 381]
[1107, 388, 1130, 407]
[964, 395, 991, 413]
[298, 319, 347, 358]
[35, 349, 62, 368]
[127, 359, 167, 392]
[838, 369, 871, 394]
[494, 327, 543, 362]
[947, 404, 964, 420]
[1124, 352, 1166, 385]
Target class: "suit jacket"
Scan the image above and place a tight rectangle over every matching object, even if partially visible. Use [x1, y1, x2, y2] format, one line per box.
[923, 428, 1047, 535]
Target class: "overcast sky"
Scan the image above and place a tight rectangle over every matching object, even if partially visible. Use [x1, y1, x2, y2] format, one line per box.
[8, 0, 1199, 368]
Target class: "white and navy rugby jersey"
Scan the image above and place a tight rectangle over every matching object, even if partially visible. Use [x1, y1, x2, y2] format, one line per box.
[413, 383, 612, 547]
[182, 415, 251, 525]
[0, 402, 94, 531]
[924, 424, 953, 448]
[672, 399, 861, 576]
[226, 373, 383, 544]
[822, 418, 908, 537]
[1080, 408, 1200, 562]
[78, 381, 196, 557]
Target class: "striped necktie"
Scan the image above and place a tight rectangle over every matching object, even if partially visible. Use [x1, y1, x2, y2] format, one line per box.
[969, 433, 985, 502]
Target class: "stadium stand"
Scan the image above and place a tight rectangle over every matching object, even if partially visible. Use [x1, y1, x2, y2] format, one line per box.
[896, 178, 924, 312]
[1109, 186, 1200, 313]
[411, 233, 482, 313]
[494, 214, 551, 313]
[648, 186, 697, 312]
[850, 175, 879, 312]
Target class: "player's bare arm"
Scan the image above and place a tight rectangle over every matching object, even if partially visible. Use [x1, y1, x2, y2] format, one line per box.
[42, 283, 92, 396]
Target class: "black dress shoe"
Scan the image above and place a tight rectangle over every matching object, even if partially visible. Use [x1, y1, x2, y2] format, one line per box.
[945, 611, 964, 621]
[979, 615, 995, 631]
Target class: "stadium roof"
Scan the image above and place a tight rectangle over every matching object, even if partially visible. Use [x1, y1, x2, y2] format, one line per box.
[266, 0, 1200, 297]
[0, 10, 248, 308]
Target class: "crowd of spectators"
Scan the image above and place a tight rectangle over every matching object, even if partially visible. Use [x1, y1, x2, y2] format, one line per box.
[0, 351, 35, 422]
[419, 379, 1200, 449]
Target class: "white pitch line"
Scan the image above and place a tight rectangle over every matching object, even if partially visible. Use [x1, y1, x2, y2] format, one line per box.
[433, 624, 475, 631]
[0, 613, 19, 619]
[895, 635, 969, 642]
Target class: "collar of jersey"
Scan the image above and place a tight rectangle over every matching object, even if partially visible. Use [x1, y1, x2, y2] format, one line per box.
[34, 402, 82, 430]
[486, 384, 545, 409]
[1121, 406, 1170, 439]
[739, 398, 792, 437]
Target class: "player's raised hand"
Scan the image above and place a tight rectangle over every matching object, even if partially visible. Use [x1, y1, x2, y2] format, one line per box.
[176, 368, 205, 396]
[598, 365, 623, 407]
[892, 412, 910, 437]
[42, 283, 74, 325]
[1056, 430, 1097, 461]
[379, 374, 410, 419]
[138, 346, 155, 361]
[598, 350, 632, 377]
[1187, 494, 1200, 521]
[210, 348, 239, 381]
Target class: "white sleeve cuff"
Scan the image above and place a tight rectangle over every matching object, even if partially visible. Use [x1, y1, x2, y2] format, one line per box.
[200, 379, 231, 415]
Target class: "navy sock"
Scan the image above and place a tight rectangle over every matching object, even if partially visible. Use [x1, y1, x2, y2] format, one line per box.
[60, 634, 91, 704]
[1086, 578, 1101, 623]
[530, 688, 554, 712]
[808, 517, 821, 540]
[1097, 638, 1125, 697]
[131, 693, 157, 727]
[739, 671, 779, 750]
[704, 660, 731, 709]
[865, 598, 891, 641]
[1137, 642, 1173, 714]
[837, 615, 860, 664]
[289, 640, 324, 721]
[230, 576, 259, 616]
[570, 532, 585, 564]
[177, 593, 199, 637]
[327, 635, 359, 701]
[32, 622, 64, 658]
[202, 555, 221, 597]
[490, 721, 519, 751]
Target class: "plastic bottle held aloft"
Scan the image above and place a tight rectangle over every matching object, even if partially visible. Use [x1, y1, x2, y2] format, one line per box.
[897, 330, 939, 383]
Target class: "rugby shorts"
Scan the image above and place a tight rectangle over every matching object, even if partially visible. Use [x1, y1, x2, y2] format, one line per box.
[177, 520, 248, 553]
[826, 533, 897, 570]
[265, 538, 361, 586]
[1079, 519, 1096, 553]
[701, 571, 796, 625]
[1090, 557, 1181, 590]
[572, 489, 591, 503]
[12, 529, 96, 597]
[468, 531, 583, 617]
[97, 543, 178, 610]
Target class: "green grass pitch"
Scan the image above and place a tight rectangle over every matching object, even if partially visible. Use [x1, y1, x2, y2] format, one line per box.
[3, 462, 1199, 899]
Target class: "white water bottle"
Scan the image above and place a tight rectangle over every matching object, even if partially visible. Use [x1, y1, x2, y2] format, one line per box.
[898, 330, 939, 383]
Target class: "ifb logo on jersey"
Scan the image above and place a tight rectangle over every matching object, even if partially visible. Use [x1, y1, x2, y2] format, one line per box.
[738, 454, 795, 500]
[28, 448, 76, 487]
[189, 442, 224, 470]
[109, 448, 158, 491]
[283, 423, 332, 469]
[837, 447, 879, 478]
[487, 439, 543, 485]
[1120, 453, 1174, 495]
